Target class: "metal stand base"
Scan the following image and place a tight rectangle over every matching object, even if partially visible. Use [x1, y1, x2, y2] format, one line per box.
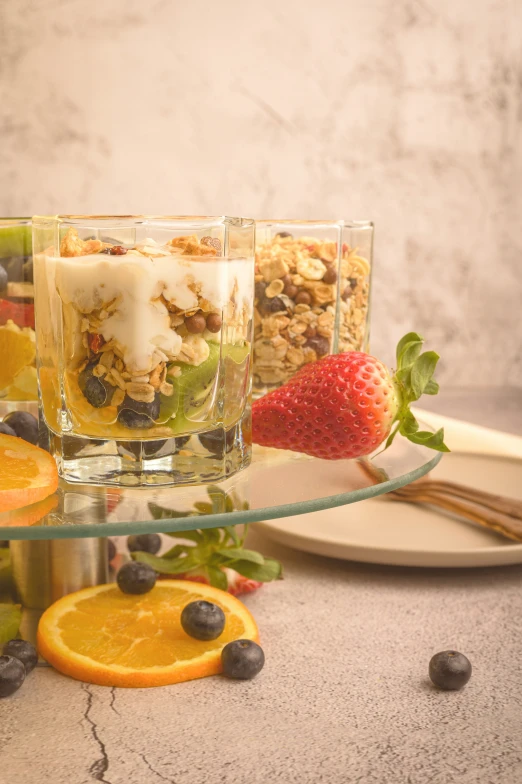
[10, 538, 109, 611]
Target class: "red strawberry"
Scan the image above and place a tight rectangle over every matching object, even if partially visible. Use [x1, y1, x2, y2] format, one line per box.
[252, 332, 449, 459]
[164, 567, 262, 597]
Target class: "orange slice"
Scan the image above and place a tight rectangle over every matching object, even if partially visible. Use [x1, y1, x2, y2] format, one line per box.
[0, 434, 59, 513]
[37, 580, 259, 688]
[0, 323, 36, 390]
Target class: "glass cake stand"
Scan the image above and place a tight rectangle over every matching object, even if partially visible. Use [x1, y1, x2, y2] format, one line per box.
[0, 440, 442, 640]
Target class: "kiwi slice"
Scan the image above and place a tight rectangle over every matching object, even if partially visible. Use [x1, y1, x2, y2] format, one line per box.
[161, 341, 249, 435]
[0, 224, 32, 260]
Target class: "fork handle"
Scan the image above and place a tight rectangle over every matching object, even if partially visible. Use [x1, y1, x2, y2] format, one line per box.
[388, 489, 522, 543]
[401, 480, 522, 522]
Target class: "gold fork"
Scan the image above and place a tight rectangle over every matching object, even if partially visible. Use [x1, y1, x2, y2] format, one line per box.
[358, 459, 522, 543]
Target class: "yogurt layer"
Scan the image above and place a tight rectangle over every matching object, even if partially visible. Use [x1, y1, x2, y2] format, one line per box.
[41, 252, 253, 373]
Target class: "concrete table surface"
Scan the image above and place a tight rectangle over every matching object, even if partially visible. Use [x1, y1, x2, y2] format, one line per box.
[1, 388, 522, 784]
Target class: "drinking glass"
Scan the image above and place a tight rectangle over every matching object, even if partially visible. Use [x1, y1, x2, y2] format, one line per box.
[33, 215, 255, 486]
[0, 218, 38, 415]
[253, 220, 373, 396]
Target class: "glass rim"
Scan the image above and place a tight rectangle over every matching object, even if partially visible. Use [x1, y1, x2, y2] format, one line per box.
[32, 215, 255, 228]
[0, 217, 31, 224]
[256, 219, 373, 229]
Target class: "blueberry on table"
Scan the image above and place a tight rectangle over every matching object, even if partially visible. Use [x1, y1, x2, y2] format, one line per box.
[2, 640, 38, 675]
[181, 601, 226, 641]
[3, 411, 39, 445]
[127, 534, 161, 555]
[0, 655, 25, 698]
[0, 422, 17, 437]
[116, 561, 157, 595]
[118, 394, 160, 429]
[221, 640, 265, 680]
[429, 650, 472, 691]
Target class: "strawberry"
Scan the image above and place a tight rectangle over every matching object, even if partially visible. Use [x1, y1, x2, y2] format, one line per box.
[167, 567, 263, 596]
[252, 332, 449, 459]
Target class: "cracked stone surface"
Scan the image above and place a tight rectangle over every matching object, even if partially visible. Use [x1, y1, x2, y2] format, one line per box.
[0, 391, 521, 783]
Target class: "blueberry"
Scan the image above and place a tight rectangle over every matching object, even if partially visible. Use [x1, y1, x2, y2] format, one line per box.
[127, 534, 161, 555]
[2, 640, 38, 675]
[221, 640, 265, 680]
[198, 426, 235, 455]
[116, 561, 157, 595]
[3, 411, 39, 445]
[181, 600, 226, 641]
[83, 376, 110, 408]
[0, 266, 7, 294]
[118, 394, 160, 429]
[107, 538, 116, 563]
[429, 650, 472, 691]
[0, 655, 25, 697]
[0, 422, 17, 437]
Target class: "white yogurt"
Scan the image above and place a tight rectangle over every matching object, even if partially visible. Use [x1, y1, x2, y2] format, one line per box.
[40, 252, 253, 373]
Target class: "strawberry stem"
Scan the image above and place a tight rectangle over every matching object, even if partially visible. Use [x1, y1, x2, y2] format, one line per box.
[385, 332, 450, 453]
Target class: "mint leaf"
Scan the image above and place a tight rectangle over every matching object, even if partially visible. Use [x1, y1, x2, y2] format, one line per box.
[0, 604, 22, 645]
[133, 552, 202, 574]
[207, 566, 228, 591]
[396, 332, 423, 366]
[203, 527, 222, 545]
[206, 485, 227, 514]
[217, 547, 265, 565]
[165, 530, 205, 544]
[162, 544, 190, 559]
[410, 351, 439, 400]
[424, 379, 440, 395]
[224, 526, 241, 546]
[231, 557, 283, 583]
[149, 502, 195, 520]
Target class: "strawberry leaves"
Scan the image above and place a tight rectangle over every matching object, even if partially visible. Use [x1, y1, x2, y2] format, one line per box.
[131, 488, 283, 591]
[387, 332, 450, 453]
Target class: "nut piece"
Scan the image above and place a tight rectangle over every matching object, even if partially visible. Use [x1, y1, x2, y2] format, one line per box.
[205, 312, 222, 333]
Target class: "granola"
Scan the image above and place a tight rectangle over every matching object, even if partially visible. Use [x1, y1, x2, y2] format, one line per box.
[36, 229, 252, 437]
[253, 233, 370, 394]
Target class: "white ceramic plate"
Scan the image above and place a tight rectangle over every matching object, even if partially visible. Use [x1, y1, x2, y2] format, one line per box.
[258, 414, 522, 568]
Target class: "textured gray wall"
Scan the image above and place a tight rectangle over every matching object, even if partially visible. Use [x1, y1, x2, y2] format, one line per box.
[1, 0, 521, 385]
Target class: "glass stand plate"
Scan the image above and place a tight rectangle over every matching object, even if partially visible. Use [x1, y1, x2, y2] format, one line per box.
[0, 439, 442, 541]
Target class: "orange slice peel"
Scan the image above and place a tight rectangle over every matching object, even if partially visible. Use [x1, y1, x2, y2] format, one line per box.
[37, 580, 259, 688]
[0, 434, 58, 514]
